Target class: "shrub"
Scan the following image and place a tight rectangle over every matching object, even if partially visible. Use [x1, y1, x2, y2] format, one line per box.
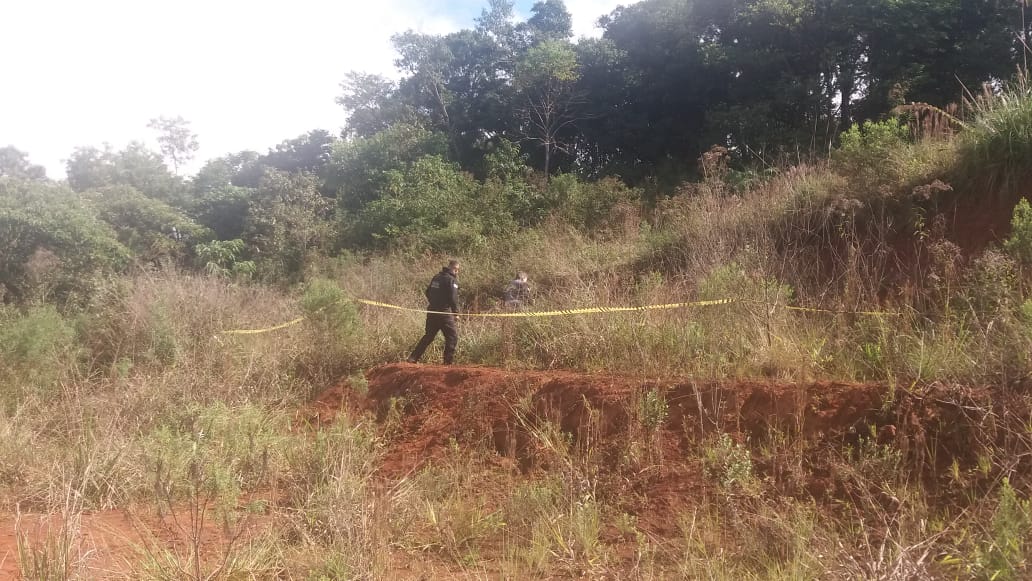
[0, 180, 129, 305]
[295, 278, 363, 382]
[833, 118, 910, 184]
[0, 305, 78, 406]
[85, 185, 210, 265]
[1004, 198, 1032, 268]
[554, 176, 640, 236]
[970, 478, 1031, 580]
[351, 155, 514, 253]
[300, 278, 359, 342]
[702, 433, 757, 494]
[194, 239, 255, 280]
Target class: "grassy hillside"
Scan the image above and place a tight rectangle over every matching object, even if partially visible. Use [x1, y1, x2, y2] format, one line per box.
[2, 80, 1032, 579]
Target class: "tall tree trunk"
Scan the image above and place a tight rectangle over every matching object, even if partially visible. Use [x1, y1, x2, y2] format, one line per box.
[544, 140, 551, 182]
[838, 64, 856, 128]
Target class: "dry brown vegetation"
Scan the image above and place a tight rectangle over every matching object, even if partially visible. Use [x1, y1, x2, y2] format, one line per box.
[3, 87, 1032, 579]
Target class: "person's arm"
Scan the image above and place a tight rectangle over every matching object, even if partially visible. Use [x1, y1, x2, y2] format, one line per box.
[449, 276, 459, 312]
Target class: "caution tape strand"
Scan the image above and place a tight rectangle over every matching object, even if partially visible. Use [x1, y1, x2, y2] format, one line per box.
[219, 296, 897, 335]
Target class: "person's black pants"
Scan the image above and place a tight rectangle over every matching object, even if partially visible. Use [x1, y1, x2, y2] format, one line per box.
[408, 313, 457, 364]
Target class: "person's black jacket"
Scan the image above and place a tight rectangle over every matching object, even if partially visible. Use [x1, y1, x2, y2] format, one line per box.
[426, 268, 459, 313]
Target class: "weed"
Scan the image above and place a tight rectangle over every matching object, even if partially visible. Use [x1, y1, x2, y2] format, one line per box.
[638, 387, 669, 434]
[970, 478, 1031, 580]
[703, 433, 758, 495]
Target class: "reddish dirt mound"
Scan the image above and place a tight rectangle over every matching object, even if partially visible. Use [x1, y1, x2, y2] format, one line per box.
[354, 365, 935, 473]
[294, 376, 364, 428]
[325, 364, 1002, 531]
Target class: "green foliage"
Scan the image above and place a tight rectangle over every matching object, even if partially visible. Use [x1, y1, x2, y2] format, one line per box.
[551, 176, 639, 235]
[194, 239, 255, 280]
[295, 278, 363, 382]
[86, 186, 210, 264]
[637, 387, 668, 433]
[300, 278, 358, 341]
[1004, 198, 1032, 267]
[0, 146, 47, 180]
[958, 74, 1032, 195]
[66, 142, 181, 202]
[703, 433, 757, 494]
[834, 118, 910, 181]
[186, 185, 253, 241]
[351, 155, 511, 253]
[246, 170, 334, 280]
[516, 39, 580, 88]
[697, 262, 793, 305]
[0, 180, 129, 304]
[485, 138, 530, 183]
[971, 479, 1031, 580]
[144, 403, 283, 502]
[330, 124, 449, 212]
[0, 305, 77, 405]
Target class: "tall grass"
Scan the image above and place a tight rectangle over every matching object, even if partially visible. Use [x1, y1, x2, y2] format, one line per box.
[2, 75, 1032, 577]
[958, 70, 1032, 196]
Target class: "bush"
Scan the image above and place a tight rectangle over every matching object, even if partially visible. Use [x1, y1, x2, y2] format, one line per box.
[295, 278, 363, 383]
[553, 176, 640, 236]
[0, 180, 129, 305]
[1004, 198, 1032, 268]
[86, 185, 210, 265]
[0, 305, 78, 406]
[194, 239, 256, 280]
[833, 118, 910, 184]
[300, 278, 359, 342]
[970, 478, 1031, 580]
[351, 155, 511, 253]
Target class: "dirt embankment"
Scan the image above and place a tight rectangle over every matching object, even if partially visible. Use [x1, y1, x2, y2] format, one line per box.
[304, 364, 1011, 529]
[3, 365, 1018, 577]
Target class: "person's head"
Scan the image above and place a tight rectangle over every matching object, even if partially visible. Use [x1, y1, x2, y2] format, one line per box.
[515, 271, 528, 283]
[447, 259, 461, 275]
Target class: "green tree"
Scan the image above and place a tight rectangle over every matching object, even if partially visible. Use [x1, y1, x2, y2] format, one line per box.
[352, 155, 511, 252]
[524, 0, 574, 42]
[0, 180, 129, 304]
[85, 185, 210, 265]
[66, 143, 180, 202]
[147, 115, 200, 175]
[337, 72, 404, 138]
[244, 170, 334, 280]
[0, 146, 46, 181]
[515, 39, 583, 178]
[328, 123, 449, 212]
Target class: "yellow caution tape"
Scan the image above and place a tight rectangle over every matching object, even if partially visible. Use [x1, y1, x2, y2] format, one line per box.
[353, 297, 735, 318]
[779, 304, 898, 316]
[221, 317, 306, 335]
[220, 296, 897, 335]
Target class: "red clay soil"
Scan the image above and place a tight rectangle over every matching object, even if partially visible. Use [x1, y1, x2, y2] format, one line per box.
[350, 364, 978, 475]
[332, 364, 1002, 532]
[0, 504, 272, 580]
[0, 365, 1009, 575]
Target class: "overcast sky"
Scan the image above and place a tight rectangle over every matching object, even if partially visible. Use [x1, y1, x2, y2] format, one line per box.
[2, 0, 633, 179]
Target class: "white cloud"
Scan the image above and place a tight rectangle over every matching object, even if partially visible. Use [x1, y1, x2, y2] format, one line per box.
[0, 0, 637, 178]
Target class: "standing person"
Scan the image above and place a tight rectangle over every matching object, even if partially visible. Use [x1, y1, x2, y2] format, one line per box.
[407, 260, 460, 364]
[503, 271, 531, 309]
